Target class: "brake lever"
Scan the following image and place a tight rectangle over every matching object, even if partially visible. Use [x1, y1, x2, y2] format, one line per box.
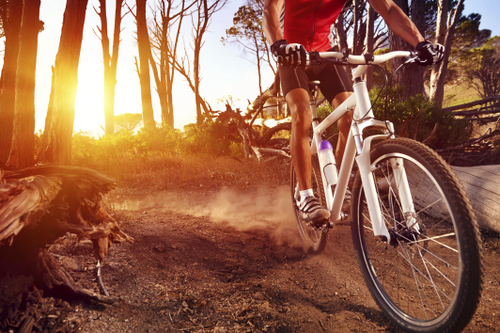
[404, 51, 420, 65]
[305, 51, 320, 67]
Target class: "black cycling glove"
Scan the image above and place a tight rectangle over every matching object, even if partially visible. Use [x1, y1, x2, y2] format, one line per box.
[415, 41, 445, 66]
[271, 39, 307, 68]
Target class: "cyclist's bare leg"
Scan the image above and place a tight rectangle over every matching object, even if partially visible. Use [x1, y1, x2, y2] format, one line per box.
[332, 91, 354, 166]
[287, 87, 313, 191]
[288, 87, 330, 225]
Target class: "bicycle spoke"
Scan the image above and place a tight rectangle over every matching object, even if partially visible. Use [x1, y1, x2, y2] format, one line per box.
[396, 244, 452, 302]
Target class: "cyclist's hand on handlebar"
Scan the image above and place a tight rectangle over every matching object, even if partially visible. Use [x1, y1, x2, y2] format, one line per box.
[415, 41, 445, 66]
[271, 39, 307, 68]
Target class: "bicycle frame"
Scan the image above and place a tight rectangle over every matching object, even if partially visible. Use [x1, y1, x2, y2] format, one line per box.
[308, 51, 419, 242]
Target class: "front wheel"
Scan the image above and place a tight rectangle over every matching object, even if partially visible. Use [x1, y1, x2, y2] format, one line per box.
[351, 138, 483, 333]
[291, 156, 328, 254]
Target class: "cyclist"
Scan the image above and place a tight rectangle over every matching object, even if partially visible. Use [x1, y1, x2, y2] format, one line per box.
[263, 0, 444, 226]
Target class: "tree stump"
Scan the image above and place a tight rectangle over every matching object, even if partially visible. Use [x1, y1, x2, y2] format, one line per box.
[0, 165, 132, 330]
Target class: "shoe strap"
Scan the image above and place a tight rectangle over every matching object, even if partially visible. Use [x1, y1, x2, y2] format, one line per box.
[300, 196, 321, 213]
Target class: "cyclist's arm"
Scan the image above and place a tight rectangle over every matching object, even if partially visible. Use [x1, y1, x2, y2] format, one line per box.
[368, 0, 424, 47]
[263, 0, 284, 45]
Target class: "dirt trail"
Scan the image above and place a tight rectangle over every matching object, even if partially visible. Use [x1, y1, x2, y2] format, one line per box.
[40, 184, 500, 333]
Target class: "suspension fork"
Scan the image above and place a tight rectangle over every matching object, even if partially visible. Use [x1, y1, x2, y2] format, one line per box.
[353, 120, 392, 242]
[353, 123, 420, 242]
[389, 158, 419, 231]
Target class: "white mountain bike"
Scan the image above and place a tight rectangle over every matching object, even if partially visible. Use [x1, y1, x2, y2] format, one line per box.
[290, 50, 483, 333]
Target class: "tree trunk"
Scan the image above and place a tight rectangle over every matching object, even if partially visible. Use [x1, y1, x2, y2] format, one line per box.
[7, 0, 41, 169]
[254, 33, 263, 94]
[352, 0, 360, 54]
[148, 2, 169, 127]
[98, 0, 124, 135]
[150, 0, 188, 128]
[0, 0, 23, 165]
[136, 0, 155, 129]
[40, 0, 88, 165]
[388, 0, 410, 82]
[193, 0, 205, 125]
[165, 57, 175, 127]
[149, 51, 167, 124]
[404, 0, 425, 97]
[170, 0, 223, 125]
[429, 0, 463, 107]
[193, 0, 218, 125]
[334, 10, 347, 52]
[109, 0, 124, 131]
[159, 15, 169, 125]
[388, 0, 424, 99]
[172, 55, 212, 117]
[98, 0, 112, 134]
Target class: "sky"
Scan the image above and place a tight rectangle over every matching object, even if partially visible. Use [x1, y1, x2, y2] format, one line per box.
[5, 1, 500, 135]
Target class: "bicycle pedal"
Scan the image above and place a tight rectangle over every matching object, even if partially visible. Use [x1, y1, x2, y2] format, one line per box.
[306, 218, 332, 229]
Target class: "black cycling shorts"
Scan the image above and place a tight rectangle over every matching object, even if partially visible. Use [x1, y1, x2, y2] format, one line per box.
[279, 63, 353, 103]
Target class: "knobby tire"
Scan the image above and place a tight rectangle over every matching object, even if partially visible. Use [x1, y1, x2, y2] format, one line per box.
[351, 138, 483, 333]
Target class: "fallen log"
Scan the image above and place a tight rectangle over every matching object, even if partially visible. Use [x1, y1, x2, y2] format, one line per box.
[452, 165, 500, 233]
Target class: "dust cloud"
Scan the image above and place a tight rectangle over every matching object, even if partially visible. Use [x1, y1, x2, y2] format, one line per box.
[115, 186, 305, 249]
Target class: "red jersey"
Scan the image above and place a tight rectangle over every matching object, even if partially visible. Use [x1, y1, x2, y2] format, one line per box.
[283, 0, 346, 52]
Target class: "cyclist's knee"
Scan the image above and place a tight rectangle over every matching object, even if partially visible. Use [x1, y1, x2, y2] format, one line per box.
[332, 91, 353, 108]
[289, 102, 312, 132]
[286, 88, 311, 123]
[291, 102, 311, 119]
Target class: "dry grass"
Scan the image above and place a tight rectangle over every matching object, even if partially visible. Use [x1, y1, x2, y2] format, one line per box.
[443, 82, 481, 107]
[90, 152, 291, 193]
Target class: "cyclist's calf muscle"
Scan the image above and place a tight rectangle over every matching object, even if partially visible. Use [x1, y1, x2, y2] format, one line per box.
[332, 91, 354, 166]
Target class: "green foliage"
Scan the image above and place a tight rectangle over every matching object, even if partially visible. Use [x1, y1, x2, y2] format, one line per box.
[316, 103, 338, 143]
[460, 37, 500, 99]
[449, 13, 492, 84]
[371, 48, 391, 88]
[222, 0, 274, 90]
[222, 3, 263, 43]
[308, 87, 469, 150]
[454, 13, 491, 52]
[135, 126, 181, 155]
[229, 141, 245, 159]
[179, 119, 241, 156]
[370, 86, 469, 149]
[71, 115, 245, 178]
[71, 126, 183, 171]
[72, 131, 98, 167]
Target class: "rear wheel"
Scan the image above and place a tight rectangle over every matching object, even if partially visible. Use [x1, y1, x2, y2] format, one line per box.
[291, 156, 329, 254]
[351, 138, 483, 333]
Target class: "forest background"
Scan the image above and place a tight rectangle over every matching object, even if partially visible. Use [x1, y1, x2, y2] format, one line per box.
[35, 1, 500, 131]
[0, 0, 499, 170]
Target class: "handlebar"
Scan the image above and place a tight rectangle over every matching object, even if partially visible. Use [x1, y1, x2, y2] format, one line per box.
[307, 50, 418, 67]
